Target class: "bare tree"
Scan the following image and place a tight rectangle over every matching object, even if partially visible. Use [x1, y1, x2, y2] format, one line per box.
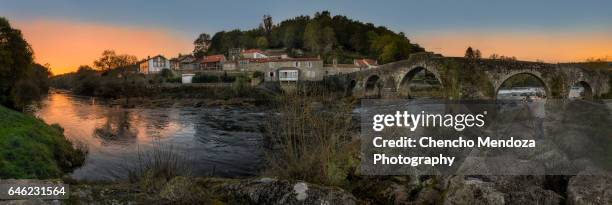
[261, 15, 273, 36]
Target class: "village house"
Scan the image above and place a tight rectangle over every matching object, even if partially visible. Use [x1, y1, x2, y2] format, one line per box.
[139, 55, 170, 74]
[199, 54, 226, 70]
[170, 55, 198, 71]
[225, 57, 325, 81]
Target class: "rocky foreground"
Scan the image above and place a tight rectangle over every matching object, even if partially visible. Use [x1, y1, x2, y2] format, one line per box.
[1, 169, 611, 205]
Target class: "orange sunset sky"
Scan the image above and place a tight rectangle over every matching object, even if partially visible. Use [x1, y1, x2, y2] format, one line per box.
[13, 19, 612, 75]
[4, 1, 611, 75]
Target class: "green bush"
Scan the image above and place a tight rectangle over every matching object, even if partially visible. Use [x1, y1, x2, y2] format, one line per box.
[192, 73, 220, 83]
[264, 92, 358, 186]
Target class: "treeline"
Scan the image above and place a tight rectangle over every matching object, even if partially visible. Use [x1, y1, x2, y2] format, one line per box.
[51, 65, 148, 99]
[201, 11, 425, 64]
[0, 17, 51, 110]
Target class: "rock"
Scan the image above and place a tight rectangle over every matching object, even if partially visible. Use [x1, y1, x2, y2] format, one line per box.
[381, 183, 409, 205]
[567, 168, 612, 205]
[222, 178, 357, 205]
[160, 176, 196, 202]
[487, 175, 545, 193]
[0, 199, 60, 205]
[443, 176, 505, 205]
[503, 186, 562, 205]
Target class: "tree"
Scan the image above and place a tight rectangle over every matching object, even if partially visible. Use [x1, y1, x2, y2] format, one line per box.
[193, 33, 211, 58]
[256, 36, 269, 49]
[303, 21, 321, 53]
[464, 46, 481, 60]
[261, 15, 273, 37]
[321, 26, 336, 54]
[93, 50, 138, 72]
[0, 17, 38, 109]
[465, 47, 475, 58]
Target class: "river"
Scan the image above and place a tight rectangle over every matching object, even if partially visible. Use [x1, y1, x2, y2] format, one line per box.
[31, 91, 268, 181]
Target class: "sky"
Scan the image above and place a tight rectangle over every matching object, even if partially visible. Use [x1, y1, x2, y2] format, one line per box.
[1, 0, 611, 74]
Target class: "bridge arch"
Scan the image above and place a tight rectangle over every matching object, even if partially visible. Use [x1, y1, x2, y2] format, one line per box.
[346, 79, 357, 96]
[396, 66, 444, 98]
[364, 74, 382, 98]
[569, 81, 594, 100]
[495, 72, 550, 100]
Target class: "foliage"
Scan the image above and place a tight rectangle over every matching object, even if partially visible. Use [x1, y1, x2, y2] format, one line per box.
[464, 46, 481, 59]
[192, 73, 220, 83]
[437, 59, 494, 99]
[192, 72, 238, 83]
[193, 33, 211, 58]
[264, 90, 358, 186]
[0, 17, 50, 110]
[93, 50, 138, 72]
[256, 36, 268, 49]
[252, 71, 265, 79]
[204, 11, 424, 63]
[0, 105, 86, 179]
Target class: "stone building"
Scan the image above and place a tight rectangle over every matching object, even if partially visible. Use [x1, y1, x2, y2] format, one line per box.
[223, 57, 325, 81]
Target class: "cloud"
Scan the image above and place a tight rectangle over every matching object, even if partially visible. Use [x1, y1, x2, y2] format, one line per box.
[13, 19, 193, 74]
[412, 30, 612, 63]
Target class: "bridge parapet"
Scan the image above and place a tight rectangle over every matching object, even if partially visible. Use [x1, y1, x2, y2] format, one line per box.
[330, 55, 610, 99]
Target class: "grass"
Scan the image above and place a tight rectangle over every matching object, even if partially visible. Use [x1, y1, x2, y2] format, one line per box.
[122, 143, 191, 189]
[107, 142, 221, 204]
[0, 105, 86, 179]
[264, 89, 360, 186]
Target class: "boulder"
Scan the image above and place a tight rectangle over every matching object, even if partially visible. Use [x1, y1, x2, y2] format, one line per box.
[503, 186, 562, 205]
[443, 176, 504, 205]
[222, 178, 357, 205]
[567, 168, 612, 205]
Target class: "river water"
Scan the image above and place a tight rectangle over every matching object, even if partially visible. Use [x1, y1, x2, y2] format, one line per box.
[32, 91, 268, 181]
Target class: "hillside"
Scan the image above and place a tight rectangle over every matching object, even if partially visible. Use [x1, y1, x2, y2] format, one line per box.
[202, 11, 425, 64]
[0, 105, 85, 179]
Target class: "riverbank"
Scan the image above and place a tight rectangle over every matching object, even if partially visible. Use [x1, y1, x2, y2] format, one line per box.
[0, 105, 86, 179]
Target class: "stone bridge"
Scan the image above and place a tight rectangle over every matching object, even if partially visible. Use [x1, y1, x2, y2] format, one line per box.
[332, 53, 610, 99]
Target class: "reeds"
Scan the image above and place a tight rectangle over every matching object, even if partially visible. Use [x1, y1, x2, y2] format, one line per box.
[265, 85, 359, 186]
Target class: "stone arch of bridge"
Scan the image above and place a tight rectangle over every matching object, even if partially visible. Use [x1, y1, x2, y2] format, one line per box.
[495, 71, 551, 99]
[396, 66, 444, 98]
[364, 74, 383, 98]
[570, 80, 594, 100]
[346, 79, 357, 96]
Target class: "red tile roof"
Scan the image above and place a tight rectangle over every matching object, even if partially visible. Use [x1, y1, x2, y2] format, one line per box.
[200, 55, 226, 63]
[246, 57, 320, 63]
[355, 58, 378, 67]
[241, 49, 264, 54]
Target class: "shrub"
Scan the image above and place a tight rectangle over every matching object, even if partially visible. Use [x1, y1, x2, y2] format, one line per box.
[124, 143, 191, 192]
[264, 91, 359, 186]
[192, 73, 220, 83]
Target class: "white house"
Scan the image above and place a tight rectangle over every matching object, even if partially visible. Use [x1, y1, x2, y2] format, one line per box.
[139, 55, 170, 74]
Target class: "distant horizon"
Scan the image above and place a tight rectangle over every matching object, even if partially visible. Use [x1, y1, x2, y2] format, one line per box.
[2, 0, 611, 75]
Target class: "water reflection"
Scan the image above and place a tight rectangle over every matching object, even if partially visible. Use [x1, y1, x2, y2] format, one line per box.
[94, 110, 138, 145]
[33, 91, 266, 181]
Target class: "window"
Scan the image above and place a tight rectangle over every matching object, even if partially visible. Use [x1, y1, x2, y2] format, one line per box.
[307, 62, 312, 68]
[279, 70, 298, 82]
[269, 72, 274, 77]
[294, 62, 299, 67]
